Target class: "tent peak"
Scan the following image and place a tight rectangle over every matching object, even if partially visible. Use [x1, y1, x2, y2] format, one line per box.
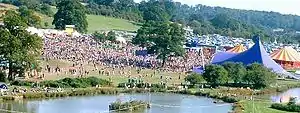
[252, 35, 261, 44]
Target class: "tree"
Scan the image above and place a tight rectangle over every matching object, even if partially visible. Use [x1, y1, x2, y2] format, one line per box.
[53, 0, 88, 33]
[133, 21, 185, 67]
[44, 22, 49, 28]
[139, 0, 173, 22]
[223, 62, 247, 84]
[202, 65, 229, 87]
[0, 11, 43, 81]
[185, 73, 205, 86]
[0, 72, 7, 82]
[107, 31, 116, 42]
[40, 4, 54, 16]
[245, 63, 277, 89]
[92, 31, 107, 42]
[18, 6, 41, 28]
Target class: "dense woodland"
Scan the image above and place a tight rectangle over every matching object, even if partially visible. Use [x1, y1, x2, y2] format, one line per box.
[2, 0, 300, 43]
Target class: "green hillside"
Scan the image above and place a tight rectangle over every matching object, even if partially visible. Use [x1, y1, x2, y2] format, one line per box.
[86, 15, 140, 33]
[42, 15, 140, 33]
[0, 3, 139, 33]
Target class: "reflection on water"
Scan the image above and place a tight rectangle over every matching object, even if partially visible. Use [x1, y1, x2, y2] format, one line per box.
[271, 88, 300, 103]
[0, 93, 232, 113]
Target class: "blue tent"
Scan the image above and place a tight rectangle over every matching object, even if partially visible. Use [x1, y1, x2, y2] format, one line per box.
[135, 50, 148, 56]
[0, 82, 8, 89]
[211, 52, 238, 64]
[193, 66, 204, 74]
[210, 36, 293, 77]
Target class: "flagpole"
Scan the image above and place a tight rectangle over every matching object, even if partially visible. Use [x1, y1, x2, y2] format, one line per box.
[200, 47, 205, 70]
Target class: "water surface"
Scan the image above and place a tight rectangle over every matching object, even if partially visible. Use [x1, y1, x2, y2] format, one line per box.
[271, 88, 300, 103]
[0, 93, 232, 113]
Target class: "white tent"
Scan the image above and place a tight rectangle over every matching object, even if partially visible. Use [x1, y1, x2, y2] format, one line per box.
[0, 82, 8, 93]
[72, 31, 81, 37]
[116, 36, 126, 44]
[26, 27, 43, 37]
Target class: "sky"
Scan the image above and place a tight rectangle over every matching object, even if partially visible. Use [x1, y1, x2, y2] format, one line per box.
[134, 0, 300, 16]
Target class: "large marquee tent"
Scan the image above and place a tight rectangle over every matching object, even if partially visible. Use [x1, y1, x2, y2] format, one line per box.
[194, 36, 296, 79]
[270, 47, 300, 69]
[226, 44, 246, 53]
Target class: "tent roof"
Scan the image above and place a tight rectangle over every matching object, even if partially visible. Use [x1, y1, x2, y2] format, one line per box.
[211, 52, 237, 64]
[212, 36, 288, 75]
[116, 36, 126, 43]
[226, 44, 246, 53]
[0, 82, 8, 89]
[270, 47, 300, 62]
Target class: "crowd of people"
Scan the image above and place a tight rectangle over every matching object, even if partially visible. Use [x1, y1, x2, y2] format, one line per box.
[42, 32, 213, 77]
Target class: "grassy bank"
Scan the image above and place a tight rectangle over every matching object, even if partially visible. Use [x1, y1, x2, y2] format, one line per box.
[241, 100, 291, 113]
[0, 88, 155, 101]
[175, 89, 239, 103]
[12, 77, 113, 88]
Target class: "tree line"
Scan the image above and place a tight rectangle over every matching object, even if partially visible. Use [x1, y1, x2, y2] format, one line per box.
[185, 62, 277, 89]
[1, 0, 54, 16]
[3, 0, 300, 43]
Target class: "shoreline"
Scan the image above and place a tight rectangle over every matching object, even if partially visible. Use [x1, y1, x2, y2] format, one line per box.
[1, 84, 298, 113]
[0, 87, 238, 103]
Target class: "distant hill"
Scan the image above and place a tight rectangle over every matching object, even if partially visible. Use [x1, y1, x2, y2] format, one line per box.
[172, 4, 300, 31]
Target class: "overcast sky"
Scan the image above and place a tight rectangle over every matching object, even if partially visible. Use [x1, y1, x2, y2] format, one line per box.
[134, 0, 300, 15]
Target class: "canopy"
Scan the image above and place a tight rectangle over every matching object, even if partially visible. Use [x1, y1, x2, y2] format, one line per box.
[211, 52, 238, 64]
[270, 47, 300, 62]
[226, 44, 246, 53]
[211, 36, 293, 78]
[193, 66, 204, 74]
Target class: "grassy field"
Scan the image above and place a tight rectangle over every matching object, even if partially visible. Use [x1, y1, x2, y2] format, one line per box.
[35, 60, 185, 86]
[242, 100, 296, 113]
[41, 14, 140, 33]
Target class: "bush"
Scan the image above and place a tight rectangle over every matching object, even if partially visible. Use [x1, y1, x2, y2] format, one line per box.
[11, 80, 34, 86]
[219, 96, 239, 103]
[271, 103, 300, 112]
[1, 96, 15, 101]
[185, 73, 205, 86]
[38, 77, 112, 88]
[22, 88, 119, 99]
[232, 102, 244, 113]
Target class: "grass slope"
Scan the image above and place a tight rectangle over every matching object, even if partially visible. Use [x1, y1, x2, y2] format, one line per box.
[0, 4, 139, 32]
[42, 15, 140, 33]
[86, 15, 140, 33]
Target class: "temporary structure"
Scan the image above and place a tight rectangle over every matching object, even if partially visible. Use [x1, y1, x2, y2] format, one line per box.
[270, 47, 300, 69]
[0, 82, 8, 93]
[116, 36, 126, 44]
[210, 36, 295, 79]
[226, 44, 246, 53]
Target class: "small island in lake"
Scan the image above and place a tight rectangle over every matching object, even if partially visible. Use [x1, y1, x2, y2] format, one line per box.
[109, 100, 150, 112]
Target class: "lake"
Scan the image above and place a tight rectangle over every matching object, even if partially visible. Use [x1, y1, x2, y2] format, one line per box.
[0, 93, 232, 113]
[271, 88, 300, 103]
